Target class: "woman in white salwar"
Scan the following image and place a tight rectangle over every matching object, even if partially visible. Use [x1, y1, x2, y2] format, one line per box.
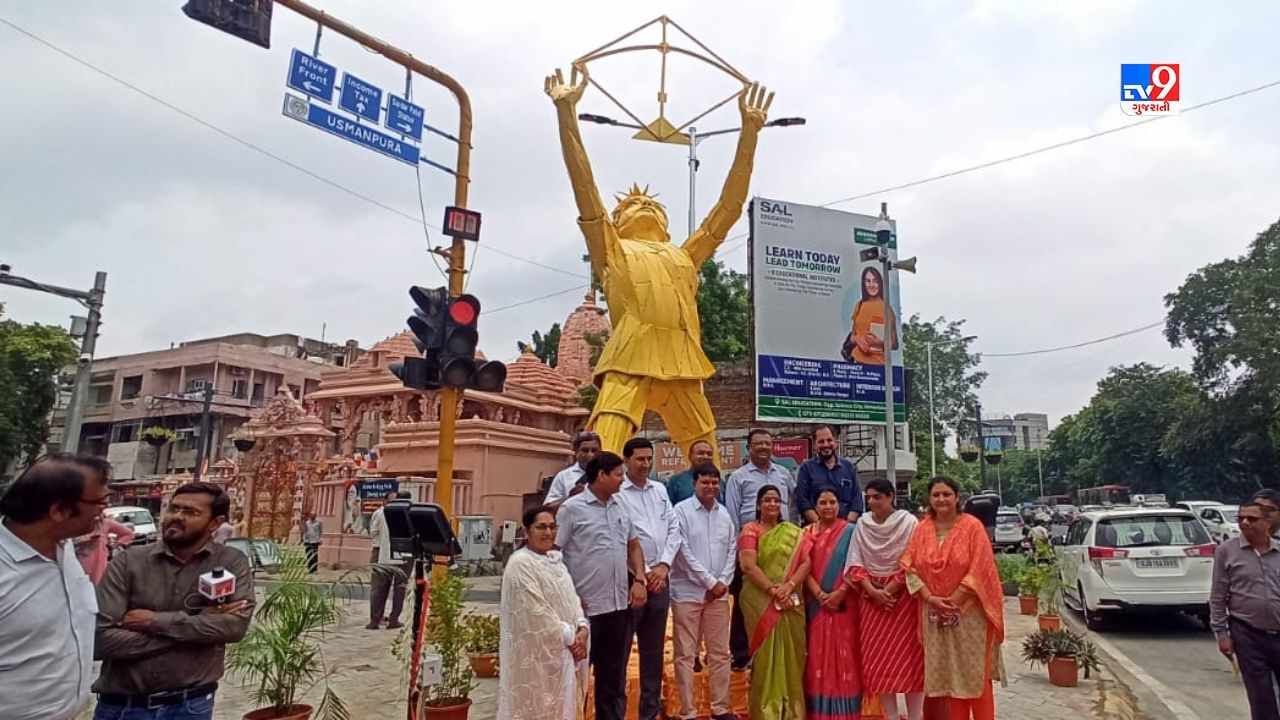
[498, 506, 590, 720]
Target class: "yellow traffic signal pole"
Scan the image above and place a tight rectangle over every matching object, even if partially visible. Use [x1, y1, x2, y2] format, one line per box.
[274, 0, 470, 524]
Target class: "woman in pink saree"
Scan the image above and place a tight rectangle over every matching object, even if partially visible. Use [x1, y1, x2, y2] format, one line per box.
[803, 489, 862, 719]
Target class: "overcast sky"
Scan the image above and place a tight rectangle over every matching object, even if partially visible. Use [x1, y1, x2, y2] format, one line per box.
[2, 1, 1278, 428]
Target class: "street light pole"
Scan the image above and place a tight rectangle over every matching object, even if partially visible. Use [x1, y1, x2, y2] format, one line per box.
[0, 266, 106, 453]
[873, 203, 916, 493]
[688, 126, 698, 237]
[192, 384, 215, 482]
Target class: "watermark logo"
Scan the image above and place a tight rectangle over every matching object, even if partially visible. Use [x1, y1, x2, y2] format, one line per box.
[1121, 64, 1180, 116]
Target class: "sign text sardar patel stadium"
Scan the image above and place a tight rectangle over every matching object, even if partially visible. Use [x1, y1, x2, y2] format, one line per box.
[750, 198, 906, 424]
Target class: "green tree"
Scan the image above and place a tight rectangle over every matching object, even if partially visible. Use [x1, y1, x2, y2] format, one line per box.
[1165, 218, 1280, 388]
[0, 306, 77, 481]
[518, 322, 561, 367]
[696, 259, 751, 362]
[901, 315, 986, 449]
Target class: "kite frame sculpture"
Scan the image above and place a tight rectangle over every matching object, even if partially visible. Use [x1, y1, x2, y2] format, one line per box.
[545, 21, 774, 459]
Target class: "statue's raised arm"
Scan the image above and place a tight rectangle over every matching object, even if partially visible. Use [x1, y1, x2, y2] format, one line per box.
[683, 82, 774, 267]
[546, 66, 611, 277]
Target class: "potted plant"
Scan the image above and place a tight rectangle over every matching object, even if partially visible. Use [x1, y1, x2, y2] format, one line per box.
[232, 432, 257, 452]
[995, 553, 1025, 597]
[462, 613, 500, 678]
[1016, 564, 1045, 616]
[1021, 628, 1101, 688]
[421, 567, 476, 719]
[1037, 562, 1064, 631]
[140, 426, 177, 447]
[227, 545, 349, 720]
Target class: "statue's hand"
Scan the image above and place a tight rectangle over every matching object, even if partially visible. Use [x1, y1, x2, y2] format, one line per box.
[739, 81, 774, 130]
[545, 66, 589, 108]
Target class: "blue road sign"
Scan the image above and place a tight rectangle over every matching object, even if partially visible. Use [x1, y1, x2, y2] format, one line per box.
[285, 49, 336, 103]
[339, 73, 382, 123]
[283, 93, 419, 166]
[385, 95, 425, 141]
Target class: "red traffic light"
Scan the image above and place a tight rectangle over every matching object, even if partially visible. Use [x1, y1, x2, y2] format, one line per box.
[448, 295, 479, 325]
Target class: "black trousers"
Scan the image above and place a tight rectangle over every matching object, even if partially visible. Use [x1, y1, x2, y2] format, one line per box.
[1232, 618, 1280, 720]
[590, 608, 635, 720]
[632, 585, 670, 720]
[729, 563, 750, 667]
[369, 560, 409, 626]
[304, 543, 320, 573]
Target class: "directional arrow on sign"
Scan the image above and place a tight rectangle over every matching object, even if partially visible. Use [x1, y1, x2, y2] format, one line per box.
[303, 81, 322, 93]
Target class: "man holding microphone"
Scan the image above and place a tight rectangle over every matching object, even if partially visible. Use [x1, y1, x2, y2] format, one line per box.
[93, 482, 253, 720]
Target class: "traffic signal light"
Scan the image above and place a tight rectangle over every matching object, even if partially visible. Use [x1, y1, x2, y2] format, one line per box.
[438, 295, 507, 392]
[182, 0, 273, 49]
[389, 288, 506, 393]
[390, 286, 448, 390]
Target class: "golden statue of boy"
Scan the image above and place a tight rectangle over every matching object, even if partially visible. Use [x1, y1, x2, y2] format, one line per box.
[546, 66, 773, 458]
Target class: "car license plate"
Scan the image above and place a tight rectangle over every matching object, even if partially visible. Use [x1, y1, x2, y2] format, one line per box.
[1136, 558, 1179, 569]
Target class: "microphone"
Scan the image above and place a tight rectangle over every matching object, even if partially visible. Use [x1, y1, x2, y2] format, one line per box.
[198, 567, 236, 604]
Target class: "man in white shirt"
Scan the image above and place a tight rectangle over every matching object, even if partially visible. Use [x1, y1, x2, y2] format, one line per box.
[615, 437, 681, 720]
[722, 428, 795, 669]
[671, 462, 737, 720]
[545, 431, 602, 508]
[556, 451, 648, 720]
[367, 491, 409, 629]
[0, 454, 110, 720]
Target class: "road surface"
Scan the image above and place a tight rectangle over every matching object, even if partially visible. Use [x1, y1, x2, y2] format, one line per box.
[1066, 606, 1250, 719]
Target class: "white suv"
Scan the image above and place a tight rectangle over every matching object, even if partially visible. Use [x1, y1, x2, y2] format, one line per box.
[1197, 505, 1240, 543]
[1057, 508, 1215, 630]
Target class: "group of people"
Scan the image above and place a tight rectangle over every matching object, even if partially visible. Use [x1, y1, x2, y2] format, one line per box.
[499, 426, 1005, 720]
[0, 453, 253, 720]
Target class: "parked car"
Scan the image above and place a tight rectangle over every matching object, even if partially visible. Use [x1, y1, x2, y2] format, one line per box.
[104, 506, 157, 545]
[1056, 508, 1215, 630]
[1174, 500, 1224, 517]
[993, 510, 1025, 552]
[1197, 505, 1240, 543]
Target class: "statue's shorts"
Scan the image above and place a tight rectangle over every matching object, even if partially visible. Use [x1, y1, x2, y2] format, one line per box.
[587, 371, 717, 460]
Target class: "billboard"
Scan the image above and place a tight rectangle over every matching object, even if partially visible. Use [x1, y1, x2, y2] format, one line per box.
[649, 437, 812, 481]
[751, 197, 905, 424]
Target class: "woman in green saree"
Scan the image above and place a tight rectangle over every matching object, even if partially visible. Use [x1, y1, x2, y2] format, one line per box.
[738, 484, 811, 720]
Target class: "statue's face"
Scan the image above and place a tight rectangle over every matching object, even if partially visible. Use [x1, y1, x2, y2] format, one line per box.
[613, 195, 670, 242]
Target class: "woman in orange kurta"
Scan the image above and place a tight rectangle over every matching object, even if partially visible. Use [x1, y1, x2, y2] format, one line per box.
[848, 266, 899, 365]
[900, 477, 1005, 720]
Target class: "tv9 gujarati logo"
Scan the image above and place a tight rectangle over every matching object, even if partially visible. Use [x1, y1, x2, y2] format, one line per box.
[1121, 64, 1180, 116]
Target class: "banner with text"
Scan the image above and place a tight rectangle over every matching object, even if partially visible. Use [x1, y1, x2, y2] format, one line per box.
[751, 197, 905, 424]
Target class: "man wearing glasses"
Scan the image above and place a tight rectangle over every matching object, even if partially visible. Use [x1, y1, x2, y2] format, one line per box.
[0, 454, 111, 720]
[1210, 500, 1280, 720]
[92, 482, 253, 720]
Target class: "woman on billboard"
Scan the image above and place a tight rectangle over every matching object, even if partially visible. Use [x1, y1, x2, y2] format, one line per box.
[843, 266, 899, 364]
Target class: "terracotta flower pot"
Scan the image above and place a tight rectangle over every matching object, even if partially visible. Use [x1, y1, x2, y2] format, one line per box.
[243, 704, 313, 720]
[1019, 596, 1038, 616]
[1048, 655, 1079, 687]
[422, 698, 472, 720]
[469, 653, 499, 678]
[1038, 614, 1062, 631]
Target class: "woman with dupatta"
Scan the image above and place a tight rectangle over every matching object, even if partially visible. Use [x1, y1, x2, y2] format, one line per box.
[900, 477, 1006, 720]
[498, 507, 589, 720]
[738, 485, 810, 720]
[847, 478, 924, 720]
[802, 488, 862, 719]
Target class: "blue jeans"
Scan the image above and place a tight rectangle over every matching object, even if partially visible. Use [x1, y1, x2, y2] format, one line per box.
[92, 692, 215, 720]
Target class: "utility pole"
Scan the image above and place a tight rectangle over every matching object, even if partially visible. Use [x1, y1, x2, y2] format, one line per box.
[271, 0, 473, 522]
[192, 384, 215, 482]
[0, 266, 106, 453]
[870, 203, 915, 493]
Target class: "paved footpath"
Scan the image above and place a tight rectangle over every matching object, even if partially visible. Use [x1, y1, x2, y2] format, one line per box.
[78, 581, 1153, 719]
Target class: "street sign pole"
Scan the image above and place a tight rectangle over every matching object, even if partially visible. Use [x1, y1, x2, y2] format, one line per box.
[272, 0, 472, 529]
